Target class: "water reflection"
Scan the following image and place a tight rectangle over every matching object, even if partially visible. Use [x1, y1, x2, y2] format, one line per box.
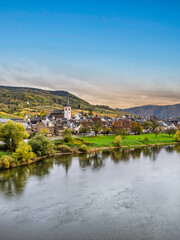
[79, 152, 105, 169]
[55, 154, 73, 174]
[0, 145, 179, 198]
[0, 159, 54, 197]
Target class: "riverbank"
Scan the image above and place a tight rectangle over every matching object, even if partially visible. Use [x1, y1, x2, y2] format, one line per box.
[0, 133, 177, 170]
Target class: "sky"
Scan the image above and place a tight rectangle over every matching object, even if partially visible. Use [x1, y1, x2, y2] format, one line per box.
[0, 0, 180, 108]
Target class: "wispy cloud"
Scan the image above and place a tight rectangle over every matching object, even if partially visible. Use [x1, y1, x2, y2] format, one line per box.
[0, 62, 180, 108]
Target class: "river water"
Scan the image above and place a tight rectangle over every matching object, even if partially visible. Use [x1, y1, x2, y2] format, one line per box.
[0, 146, 180, 240]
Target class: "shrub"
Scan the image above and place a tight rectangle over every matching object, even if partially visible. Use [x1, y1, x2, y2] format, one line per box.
[144, 137, 149, 142]
[79, 144, 89, 153]
[57, 145, 73, 153]
[0, 155, 15, 169]
[63, 134, 73, 143]
[73, 140, 83, 145]
[74, 137, 84, 142]
[174, 130, 180, 142]
[29, 134, 54, 156]
[83, 140, 91, 146]
[13, 142, 36, 163]
[113, 135, 122, 147]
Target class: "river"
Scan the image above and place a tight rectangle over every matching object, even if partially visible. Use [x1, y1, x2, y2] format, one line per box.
[0, 145, 180, 240]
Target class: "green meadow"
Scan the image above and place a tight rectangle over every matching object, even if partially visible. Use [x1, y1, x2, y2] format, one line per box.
[81, 133, 176, 148]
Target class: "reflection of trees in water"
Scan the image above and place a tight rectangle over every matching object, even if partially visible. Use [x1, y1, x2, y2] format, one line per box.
[111, 146, 164, 163]
[130, 149, 142, 159]
[55, 155, 72, 174]
[0, 159, 54, 198]
[174, 144, 180, 154]
[111, 149, 143, 163]
[143, 146, 162, 161]
[165, 145, 175, 153]
[111, 149, 131, 163]
[79, 152, 104, 169]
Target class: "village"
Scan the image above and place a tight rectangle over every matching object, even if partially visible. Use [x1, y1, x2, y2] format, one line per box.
[0, 95, 179, 137]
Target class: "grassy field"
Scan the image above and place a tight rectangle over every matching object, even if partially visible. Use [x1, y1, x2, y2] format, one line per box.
[81, 133, 176, 148]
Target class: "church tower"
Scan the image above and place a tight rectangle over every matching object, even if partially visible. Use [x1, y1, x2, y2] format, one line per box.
[64, 93, 71, 120]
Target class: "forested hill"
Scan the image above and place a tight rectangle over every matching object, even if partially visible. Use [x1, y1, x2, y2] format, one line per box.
[0, 85, 90, 109]
[0, 85, 122, 118]
[120, 104, 180, 118]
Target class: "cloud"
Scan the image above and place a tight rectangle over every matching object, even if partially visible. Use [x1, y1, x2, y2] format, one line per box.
[0, 62, 180, 108]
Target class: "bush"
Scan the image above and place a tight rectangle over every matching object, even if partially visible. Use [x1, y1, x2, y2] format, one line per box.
[73, 140, 83, 145]
[143, 137, 149, 142]
[57, 145, 73, 153]
[29, 134, 54, 156]
[79, 144, 89, 153]
[74, 137, 84, 142]
[113, 135, 122, 147]
[0, 155, 15, 169]
[174, 130, 180, 142]
[63, 135, 73, 143]
[13, 142, 36, 163]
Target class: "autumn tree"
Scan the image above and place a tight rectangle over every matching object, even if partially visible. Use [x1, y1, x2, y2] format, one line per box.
[40, 110, 46, 117]
[79, 121, 91, 135]
[13, 142, 36, 163]
[131, 121, 143, 135]
[111, 120, 122, 134]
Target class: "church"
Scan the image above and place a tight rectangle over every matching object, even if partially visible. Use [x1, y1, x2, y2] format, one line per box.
[49, 94, 71, 120]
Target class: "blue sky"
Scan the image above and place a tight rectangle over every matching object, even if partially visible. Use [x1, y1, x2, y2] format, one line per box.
[0, 0, 180, 108]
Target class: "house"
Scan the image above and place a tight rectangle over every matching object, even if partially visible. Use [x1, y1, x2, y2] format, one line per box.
[54, 120, 66, 136]
[36, 119, 55, 135]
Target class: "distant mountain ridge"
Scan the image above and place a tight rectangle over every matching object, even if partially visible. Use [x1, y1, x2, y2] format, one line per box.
[119, 104, 180, 119]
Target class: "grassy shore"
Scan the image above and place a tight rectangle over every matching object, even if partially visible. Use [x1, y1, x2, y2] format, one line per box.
[81, 133, 176, 148]
[0, 133, 177, 170]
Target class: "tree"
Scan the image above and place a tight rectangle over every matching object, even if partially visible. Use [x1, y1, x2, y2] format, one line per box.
[29, 134, 54, 156]
[0, 121, 28, 151]
[174, 130, 180, 142]
[111, 120, 122, 134]
[102, 127, 111, 135]
[79, 121, 91, 135]
[113, 135, 122, 147]
[166, 128, 176, 137]
[142, 121, 152, 131]
[131, 122, 143, 135]
[122, 119, 131, 132]
[0, 155, 15, 169]
[150, 116, 159, 131]
[40, 128, 50, 136]
[13, 142, 36, 163]
[40, 110, 46, 117]
[92, 118, 102, 135]
[63, 128, 73, 143]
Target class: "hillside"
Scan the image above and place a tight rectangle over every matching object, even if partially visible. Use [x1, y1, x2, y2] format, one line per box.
[120, 104, 180, 119]
[0, 85, 123, 118]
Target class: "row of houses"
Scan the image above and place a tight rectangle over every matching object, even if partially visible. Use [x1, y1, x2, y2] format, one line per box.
[0, 111, 179, 136]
